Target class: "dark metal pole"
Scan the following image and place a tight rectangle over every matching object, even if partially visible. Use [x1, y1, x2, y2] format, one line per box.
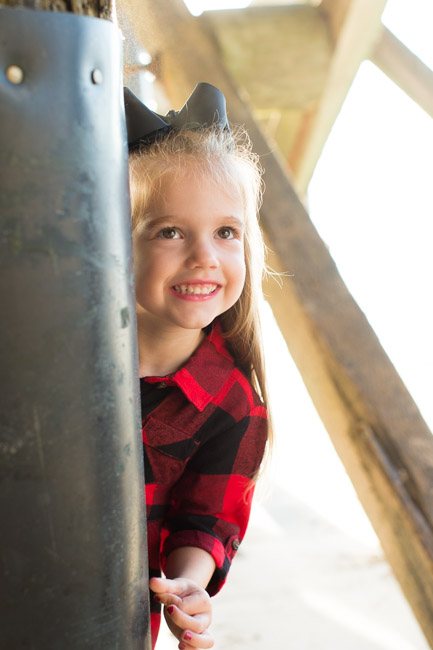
[0, 7, 150, 649]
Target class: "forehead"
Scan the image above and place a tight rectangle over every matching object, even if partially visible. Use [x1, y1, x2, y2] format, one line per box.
[152, 168, 244, 219]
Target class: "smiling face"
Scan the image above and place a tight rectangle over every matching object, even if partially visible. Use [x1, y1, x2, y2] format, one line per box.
[133, 171, 246, 338]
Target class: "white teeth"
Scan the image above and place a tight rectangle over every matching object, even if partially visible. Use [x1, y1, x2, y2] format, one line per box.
[173, 284, 217, 295]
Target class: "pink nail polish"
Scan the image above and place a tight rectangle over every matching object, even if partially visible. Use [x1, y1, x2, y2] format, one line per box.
[154, 596, 161, 603]
[167, 605, 174, 615]
[179, 644, 186, 650]
[184, 632, 192, 641]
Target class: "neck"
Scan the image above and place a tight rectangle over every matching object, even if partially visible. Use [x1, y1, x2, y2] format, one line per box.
[136, 316, 205, 378]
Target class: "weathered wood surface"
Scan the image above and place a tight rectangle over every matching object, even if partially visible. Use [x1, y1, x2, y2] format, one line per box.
[371, 26, 433, 120]
[0, 0, 112, 19]
[117, 0, 433, 644]
[206, 5, 332, 161]
[320, 0, 353, 43]
[208, 6, 331, 110]
[290, 0, 387, 192]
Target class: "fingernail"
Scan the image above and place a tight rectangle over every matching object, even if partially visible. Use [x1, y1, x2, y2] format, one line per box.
[179, 644, 186, 650]
[167, 605, 174, 615]
[184, 631, 192, 641]
[154, 596, 161, 603]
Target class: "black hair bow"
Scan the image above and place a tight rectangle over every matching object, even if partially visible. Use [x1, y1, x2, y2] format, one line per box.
[124, 82, 229, 151]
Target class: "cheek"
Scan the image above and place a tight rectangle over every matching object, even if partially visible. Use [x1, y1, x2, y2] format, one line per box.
[133, 242, 161, 283]
[133, 255, 148, 289]
[231, 254, 247, 298]
[134, 255, 158, 304]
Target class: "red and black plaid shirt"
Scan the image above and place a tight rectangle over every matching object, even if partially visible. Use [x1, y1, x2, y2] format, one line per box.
[140, 320, 267, 647]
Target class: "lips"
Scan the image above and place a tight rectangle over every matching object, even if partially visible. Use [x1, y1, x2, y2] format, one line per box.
[172, 283, 218, 296]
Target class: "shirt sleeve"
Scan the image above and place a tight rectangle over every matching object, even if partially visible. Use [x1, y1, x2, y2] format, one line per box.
[159, 406, 267, 596]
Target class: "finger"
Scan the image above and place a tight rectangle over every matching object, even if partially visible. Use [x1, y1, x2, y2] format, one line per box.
[149, 576, 177, 594]
[179, 628, 214, 649]
[150, 576, 189, 595]
[151, 578, 211, 617]
[150, 577, 185, 609]
[165, 605, 211, 635]
[174, 590, 212, 617]
[177, 641, 206, 650]
[154, 592, 183, 609]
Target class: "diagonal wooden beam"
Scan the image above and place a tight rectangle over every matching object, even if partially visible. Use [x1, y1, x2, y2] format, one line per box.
[291, 0, 387, 193]
[371, 26, 433, 120]
[117, 0, 433, 644]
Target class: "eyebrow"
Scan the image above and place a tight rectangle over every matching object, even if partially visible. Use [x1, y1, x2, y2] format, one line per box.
[143, 214, 244, 229]
[217, 215, 244, 228]
[142, 216, 174, 231]
[205, 215, 245, 230]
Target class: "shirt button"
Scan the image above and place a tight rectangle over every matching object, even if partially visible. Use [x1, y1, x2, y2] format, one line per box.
[232, 538, 240, 551]
[155, 382, 167, 389]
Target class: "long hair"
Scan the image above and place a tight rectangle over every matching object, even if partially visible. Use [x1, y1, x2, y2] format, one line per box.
[129, 125, 272, 452]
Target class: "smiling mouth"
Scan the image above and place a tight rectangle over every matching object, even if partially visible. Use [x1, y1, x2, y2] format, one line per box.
[172, 283, 218, 296]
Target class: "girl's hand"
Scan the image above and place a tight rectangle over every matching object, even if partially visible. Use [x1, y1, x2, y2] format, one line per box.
[150, 576, 214, 650]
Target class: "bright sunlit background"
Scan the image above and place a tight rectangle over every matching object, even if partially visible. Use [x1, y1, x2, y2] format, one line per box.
[308, 0, 433, 433]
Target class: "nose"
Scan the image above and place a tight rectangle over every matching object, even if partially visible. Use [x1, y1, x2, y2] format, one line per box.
[185, 236, 220, 269]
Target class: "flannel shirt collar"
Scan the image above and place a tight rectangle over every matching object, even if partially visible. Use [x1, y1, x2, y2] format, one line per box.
[145, 321, 235, 412]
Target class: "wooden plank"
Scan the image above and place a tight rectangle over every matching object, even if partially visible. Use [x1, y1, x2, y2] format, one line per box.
[205, 5, 331, 166]
[116, 0, 433, 644]
[290, 0, 387, 193]
[320, 0, 353, 43]
[371, 26, 433, 120]
[207, 6, 332, 110]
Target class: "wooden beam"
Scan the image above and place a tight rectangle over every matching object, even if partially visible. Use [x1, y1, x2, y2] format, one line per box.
[320, 0, 352, 43]
[117, 0, 433, 644]
[207, 6, 332, 110]
[371, 26, 433, 120]
[207, 5, 332, 176]
[290, 0, 387, 193]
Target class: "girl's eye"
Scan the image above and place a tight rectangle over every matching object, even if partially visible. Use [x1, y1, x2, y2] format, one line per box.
[216, 227, 235, 240]
[158, 227, 181, 239]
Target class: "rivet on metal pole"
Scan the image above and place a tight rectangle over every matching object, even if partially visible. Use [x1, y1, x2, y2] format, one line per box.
[5, 64, 24, 84]
[91, 67, 103, 84]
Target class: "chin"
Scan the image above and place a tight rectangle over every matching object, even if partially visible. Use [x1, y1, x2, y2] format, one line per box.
[177, 314, 215, 330]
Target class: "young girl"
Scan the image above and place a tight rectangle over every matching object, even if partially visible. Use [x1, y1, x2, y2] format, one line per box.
[125, 83, 270, 650]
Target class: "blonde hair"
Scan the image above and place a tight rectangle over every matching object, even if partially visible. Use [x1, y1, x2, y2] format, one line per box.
[129, 125, 272, 453]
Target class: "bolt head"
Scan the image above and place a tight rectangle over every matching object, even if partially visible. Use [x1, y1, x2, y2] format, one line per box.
[91, 68, 103, 85]
[6, 65, 24, 85]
